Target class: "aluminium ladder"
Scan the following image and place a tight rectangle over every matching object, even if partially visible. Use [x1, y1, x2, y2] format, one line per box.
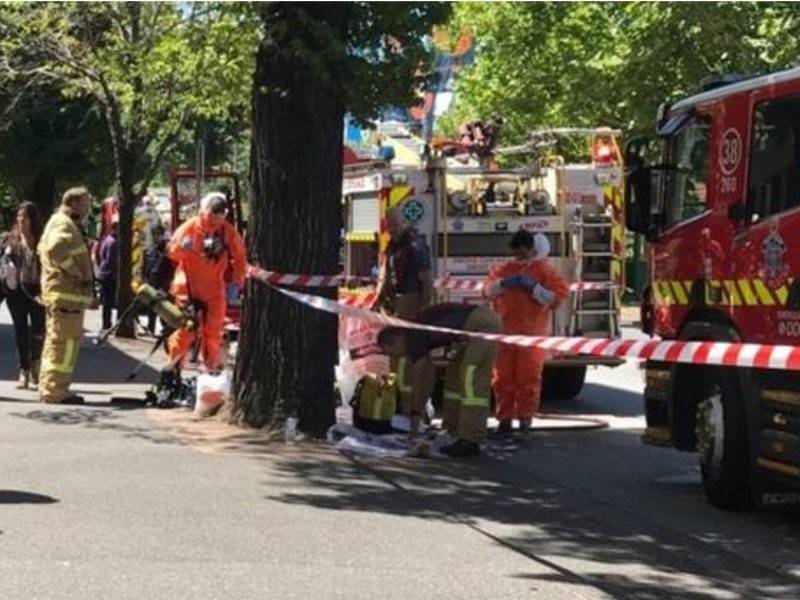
[569, 213, 620, 338]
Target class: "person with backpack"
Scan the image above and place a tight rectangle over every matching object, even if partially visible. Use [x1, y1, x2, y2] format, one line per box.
[1, 201, 46, 389]
[166, 193, 246, 372]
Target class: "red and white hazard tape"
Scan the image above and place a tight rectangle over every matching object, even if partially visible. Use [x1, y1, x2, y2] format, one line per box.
[338, 291, 377, 309]
[434, 277, 616, 293]
[247, 266, 378, 308]
[248, 267, 615, 294]
[246, 267, 370, 288]
[247, 267, 800, 372]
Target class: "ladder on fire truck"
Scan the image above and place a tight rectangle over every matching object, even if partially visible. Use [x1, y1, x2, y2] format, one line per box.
[569, 213, 620, 338]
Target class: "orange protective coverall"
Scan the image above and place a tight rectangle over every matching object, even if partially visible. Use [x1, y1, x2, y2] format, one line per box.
[486, 258, 569, 421]
[167, 215, 246, 370]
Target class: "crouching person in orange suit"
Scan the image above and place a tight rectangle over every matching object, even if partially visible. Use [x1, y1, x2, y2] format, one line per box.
[167, 193, 246, 372]
[484, 230, 568, 436]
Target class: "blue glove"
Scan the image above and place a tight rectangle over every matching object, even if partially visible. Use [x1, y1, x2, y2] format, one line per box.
[500, 275, 521, 289]
[180, 237, 194, 251]
[226, 283, 241, 304]
[532, 284, 555, 306]
[516, 275, 538, 292]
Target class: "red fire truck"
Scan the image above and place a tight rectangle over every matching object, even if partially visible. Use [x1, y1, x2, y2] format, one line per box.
[626, 69, 800, 509]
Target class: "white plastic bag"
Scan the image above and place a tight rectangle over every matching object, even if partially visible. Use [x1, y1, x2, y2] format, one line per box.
[194, 370, 231, 416]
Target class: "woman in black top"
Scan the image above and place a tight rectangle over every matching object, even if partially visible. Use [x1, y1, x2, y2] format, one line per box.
[2, 201, 46, 389]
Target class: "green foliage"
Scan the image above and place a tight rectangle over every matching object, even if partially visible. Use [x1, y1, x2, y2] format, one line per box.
[444, 2, 800, 142]
[343, 2, 452, 122]
[0, 1, 260, 336]
[259, 2, 451, 126]
[0, 84, 115, 214]
[0, 1, 259, 197]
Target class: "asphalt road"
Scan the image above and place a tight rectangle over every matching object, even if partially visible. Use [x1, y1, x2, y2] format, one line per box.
[1, 305, 799, 599]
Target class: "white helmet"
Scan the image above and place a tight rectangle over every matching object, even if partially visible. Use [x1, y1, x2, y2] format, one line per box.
[200, 192, 227, 215]
[534, 233, 550, 259]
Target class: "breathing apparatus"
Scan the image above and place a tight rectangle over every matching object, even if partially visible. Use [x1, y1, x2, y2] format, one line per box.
[202, 231, 225, 262]
[93, 283, 198, 352]
[134, 283, 198, 331]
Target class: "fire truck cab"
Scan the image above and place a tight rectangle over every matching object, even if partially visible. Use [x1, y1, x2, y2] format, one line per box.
[626, 69, 800, 509]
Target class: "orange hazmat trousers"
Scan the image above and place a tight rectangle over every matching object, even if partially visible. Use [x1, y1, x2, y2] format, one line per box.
[485, 258, 569, 421]
[167, 214, 246, 370]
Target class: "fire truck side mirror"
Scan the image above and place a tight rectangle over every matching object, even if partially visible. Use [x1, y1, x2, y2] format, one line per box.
[625, 164, 653, 236]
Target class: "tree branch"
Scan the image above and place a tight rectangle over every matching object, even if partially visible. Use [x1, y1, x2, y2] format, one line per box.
[136, 111, 189, 197]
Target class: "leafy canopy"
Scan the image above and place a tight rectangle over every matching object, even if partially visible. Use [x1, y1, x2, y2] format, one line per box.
[0, 1, 259, 196]
[259, 2, 451, 124]
[443, 2, 800, 142]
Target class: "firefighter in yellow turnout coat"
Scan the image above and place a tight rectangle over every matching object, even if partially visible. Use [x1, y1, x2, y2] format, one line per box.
[38, 187, 95, 404]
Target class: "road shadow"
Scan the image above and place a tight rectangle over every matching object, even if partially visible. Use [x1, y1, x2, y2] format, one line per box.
[0, 319, 161, 386]
[8, 406, 181, 446]
[0, 322, 18, 381]
[0, 490, 58, 504]
[71, 338, 161, 384]
[265, 451, 800, 600]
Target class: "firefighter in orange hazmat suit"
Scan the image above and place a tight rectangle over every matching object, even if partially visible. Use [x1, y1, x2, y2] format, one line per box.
[485, 230, 568, 435]
[167, 193, 246, 371]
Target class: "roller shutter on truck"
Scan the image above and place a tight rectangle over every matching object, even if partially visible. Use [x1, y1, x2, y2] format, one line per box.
[348, 193, 380, 234]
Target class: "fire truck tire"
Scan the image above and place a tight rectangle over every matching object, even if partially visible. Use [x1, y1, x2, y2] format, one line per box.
[695, 371, 753, 511]
[542, 366, 586, 400]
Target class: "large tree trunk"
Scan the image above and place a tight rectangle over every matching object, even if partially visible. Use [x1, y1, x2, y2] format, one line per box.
[233, 4, 346, 436]
[30, 172, 56, 217]
[114, 161, 138, 339]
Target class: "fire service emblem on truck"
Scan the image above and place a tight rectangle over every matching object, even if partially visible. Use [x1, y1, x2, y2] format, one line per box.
[762, 224, 789, 287]
[402, 198, 425, 224]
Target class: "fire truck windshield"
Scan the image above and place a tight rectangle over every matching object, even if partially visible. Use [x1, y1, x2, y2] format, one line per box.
[662, 116, 710, 228]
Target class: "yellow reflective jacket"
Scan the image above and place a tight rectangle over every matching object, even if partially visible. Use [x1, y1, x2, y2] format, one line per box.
[38, 207, 94, 310]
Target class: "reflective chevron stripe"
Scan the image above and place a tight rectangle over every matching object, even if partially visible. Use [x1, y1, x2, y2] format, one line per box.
[652, 278, 793, 307]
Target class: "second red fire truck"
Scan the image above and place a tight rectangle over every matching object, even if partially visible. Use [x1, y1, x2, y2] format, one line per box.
[627, 69, 800, 509]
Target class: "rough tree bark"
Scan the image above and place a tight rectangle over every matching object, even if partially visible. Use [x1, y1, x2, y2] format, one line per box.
[234, 4, 345, 436]
[29, 173, 56, 216]
[114, 167, 137, 338]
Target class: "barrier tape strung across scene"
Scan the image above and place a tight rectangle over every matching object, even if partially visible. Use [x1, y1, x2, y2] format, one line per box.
[249, 268, 616, 294]
[435, 278, 617, 292]
[339, 291, 377, 308]
[246, 265, 800, 372]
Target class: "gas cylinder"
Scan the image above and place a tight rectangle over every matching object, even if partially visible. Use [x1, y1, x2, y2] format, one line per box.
[135, 283, 189, 330]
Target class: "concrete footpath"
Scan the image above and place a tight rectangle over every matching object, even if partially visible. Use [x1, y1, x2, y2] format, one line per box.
[0, 309, 591, 600]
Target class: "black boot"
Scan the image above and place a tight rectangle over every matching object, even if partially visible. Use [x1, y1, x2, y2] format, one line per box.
[61, 394, 85, 405]
[152, 368, 181, 407]
[489, 419, 513, 439]
[441, 438, 480, 458]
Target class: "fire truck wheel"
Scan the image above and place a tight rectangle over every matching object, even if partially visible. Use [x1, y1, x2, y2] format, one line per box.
[695, 373, 753, 511]
[542, 366, 586, 400]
